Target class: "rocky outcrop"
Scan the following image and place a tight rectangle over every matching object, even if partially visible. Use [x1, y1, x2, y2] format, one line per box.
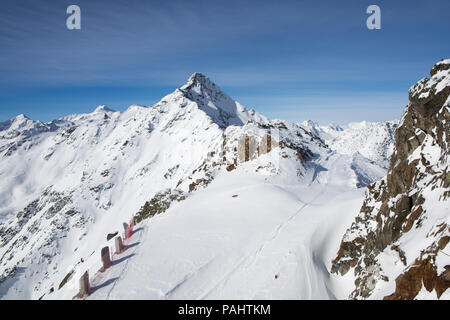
[237, 134, 279, 163]
[331, 59, 450, 299]
[134, 189, 186, 223]
[384, 240, 450, 300]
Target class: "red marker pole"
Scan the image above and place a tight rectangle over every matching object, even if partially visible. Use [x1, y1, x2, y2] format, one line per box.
[126, 218, 134, 239]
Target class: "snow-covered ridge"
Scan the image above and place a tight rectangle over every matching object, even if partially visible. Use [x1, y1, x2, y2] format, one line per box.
[0, 114, 54, 139]
[299, 120, 398, 169]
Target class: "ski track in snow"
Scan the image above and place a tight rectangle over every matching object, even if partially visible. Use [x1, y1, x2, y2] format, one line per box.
[197, 185, 326, 299]
[166, 167, 332, 300]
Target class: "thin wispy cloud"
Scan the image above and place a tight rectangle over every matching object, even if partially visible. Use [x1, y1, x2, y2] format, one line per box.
[0, 0, 449, 123]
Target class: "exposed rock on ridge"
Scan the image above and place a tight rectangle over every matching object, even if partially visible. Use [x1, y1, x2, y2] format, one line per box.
[331, 59, 450, 299]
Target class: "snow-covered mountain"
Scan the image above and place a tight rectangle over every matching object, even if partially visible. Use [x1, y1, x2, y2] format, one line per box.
[331, 59, 450, 299]
[0, 62, 445, 300]
[300, 120, 398, 169]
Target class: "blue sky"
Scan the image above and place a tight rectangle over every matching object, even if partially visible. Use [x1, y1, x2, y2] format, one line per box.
[0, 0, 449, 124]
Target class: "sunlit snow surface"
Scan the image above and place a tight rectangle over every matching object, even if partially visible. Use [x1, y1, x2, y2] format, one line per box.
[70, 153, 364, 300]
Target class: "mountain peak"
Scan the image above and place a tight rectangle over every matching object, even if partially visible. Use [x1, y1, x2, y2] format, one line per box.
[15, 114, 29, 120]
[180, 72, 220, 96]
[186, 72, 209, 85]
[94, 105, 116, 113]
[176, 73, 268, 129]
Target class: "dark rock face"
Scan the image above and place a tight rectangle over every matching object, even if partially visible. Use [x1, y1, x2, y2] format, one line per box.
[134, 189, 186, 222]
[331, 60, 450, 299]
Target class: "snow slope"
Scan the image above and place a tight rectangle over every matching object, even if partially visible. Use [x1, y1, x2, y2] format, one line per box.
[51, 144, 364, 300]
